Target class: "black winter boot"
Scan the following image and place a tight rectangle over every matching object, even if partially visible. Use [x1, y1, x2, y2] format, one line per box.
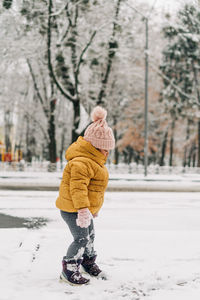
[81, 255, 106, 279]
[60, 259, 90, 285]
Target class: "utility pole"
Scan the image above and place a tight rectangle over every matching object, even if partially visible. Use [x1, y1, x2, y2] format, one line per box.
[126, 3, 150, 177]
[144, 17, 149, 176]
[198, 121, 200, 167]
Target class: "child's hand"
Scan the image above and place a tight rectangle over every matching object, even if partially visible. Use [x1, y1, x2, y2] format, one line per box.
[76, 208, 92, 228]
[93, 213, 98, 218]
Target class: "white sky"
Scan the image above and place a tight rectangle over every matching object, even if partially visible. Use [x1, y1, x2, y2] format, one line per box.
[135, 0, 198, 15]
[128, 0, 198, 21]
[146, 0, 197, 10]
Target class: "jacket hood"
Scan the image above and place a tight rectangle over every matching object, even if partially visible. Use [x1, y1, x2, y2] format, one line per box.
[65, 136, 107, 166]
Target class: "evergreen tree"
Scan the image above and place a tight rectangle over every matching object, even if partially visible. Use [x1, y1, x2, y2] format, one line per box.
[160, 4, 200, 166]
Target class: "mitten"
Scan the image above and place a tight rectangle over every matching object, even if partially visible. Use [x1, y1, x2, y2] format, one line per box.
[76, 208, 92, 228]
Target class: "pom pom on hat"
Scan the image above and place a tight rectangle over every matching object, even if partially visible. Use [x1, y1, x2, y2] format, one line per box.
[84, 106, 115, 150]
[91, 106, 107, 122]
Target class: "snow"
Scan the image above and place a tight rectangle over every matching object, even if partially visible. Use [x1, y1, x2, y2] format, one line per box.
[1, 189, 200, 299]
[75, 104, 90, 135]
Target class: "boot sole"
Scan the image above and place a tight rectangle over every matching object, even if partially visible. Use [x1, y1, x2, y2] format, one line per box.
[81, 266, 107, 280]
[59, 273, 90, 286]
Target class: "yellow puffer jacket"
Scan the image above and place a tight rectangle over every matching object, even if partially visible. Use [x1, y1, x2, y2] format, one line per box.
[56, 136, 109, 214]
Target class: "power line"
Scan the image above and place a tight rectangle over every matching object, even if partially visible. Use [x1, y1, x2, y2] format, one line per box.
[126, 0, 158, 20]
[125, 2, 146, 19]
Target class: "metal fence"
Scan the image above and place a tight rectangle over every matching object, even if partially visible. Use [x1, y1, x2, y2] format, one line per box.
[1, 161, 200, 175]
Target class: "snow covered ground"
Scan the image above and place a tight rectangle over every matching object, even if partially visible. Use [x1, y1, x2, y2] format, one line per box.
[1, 190, 200, 299]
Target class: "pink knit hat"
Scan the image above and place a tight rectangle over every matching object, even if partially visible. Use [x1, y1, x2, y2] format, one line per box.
[84, 106, 115, 150]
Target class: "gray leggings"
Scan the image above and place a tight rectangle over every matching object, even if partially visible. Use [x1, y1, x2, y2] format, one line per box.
[60, 210, 96, 261]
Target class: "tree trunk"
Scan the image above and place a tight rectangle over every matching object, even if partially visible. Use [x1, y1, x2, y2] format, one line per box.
[183, 119, 190, 167]
[188, 142, 196, 167]
[159, 129, 168, 166]
[169, 119, 175, 167]
[48, 99, 57, 165]
[59, 129, 65, 169]
[72, 101, 81, 143]
[192, 150, 196, 167]
[114, 147, 119, 165]
[198, 120, 200, 167]
[113, 116, 118, 164]
[25, 115, 31, 162]
[128, 147, 133, 164]
[123, 150, 128, 164]
[4, 110, 12, 153]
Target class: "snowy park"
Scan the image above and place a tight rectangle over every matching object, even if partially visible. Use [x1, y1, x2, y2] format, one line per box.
[1, 0, 200, 299]
[1, 174, 200, 300]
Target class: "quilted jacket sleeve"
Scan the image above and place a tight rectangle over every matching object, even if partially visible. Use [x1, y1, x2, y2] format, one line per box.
[69, 160, 94, 209]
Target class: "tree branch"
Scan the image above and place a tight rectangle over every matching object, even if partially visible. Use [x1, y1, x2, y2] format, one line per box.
[97, 0, 122, 105]
[38, 60, 48, 103]
[76, 30, 97, 75]
[50, 3, 67, 17]
[26, 59, 49, 117]
[65, 2, 73, 28]
[192, 60, 200, 101]
[17, 102, 49, 143]
[47, 0, 75, 102]
[60, 23, 71, 43]
[149, 60, 200, 107]
[75, 30, 97, 94]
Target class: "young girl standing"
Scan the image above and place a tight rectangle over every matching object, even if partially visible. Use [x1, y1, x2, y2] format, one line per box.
[56, 106, 115, 285]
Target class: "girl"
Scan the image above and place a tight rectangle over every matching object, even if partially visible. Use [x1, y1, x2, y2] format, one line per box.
[56, 106, 115, 285]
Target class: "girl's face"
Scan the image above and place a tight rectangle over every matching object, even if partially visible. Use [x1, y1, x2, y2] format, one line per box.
[98, 149, 109, 157]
